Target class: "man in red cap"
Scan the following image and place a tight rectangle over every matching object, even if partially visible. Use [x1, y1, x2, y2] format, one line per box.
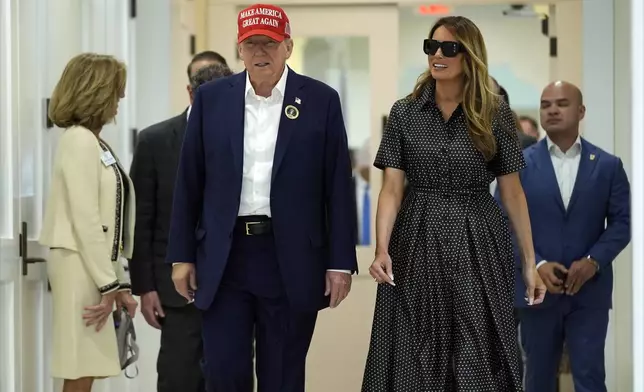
[166, 3, 358, 392]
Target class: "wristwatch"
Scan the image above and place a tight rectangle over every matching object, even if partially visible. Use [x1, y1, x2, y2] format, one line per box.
[586, 255, 600, 271]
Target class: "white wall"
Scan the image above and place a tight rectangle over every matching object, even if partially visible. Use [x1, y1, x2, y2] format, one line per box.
[135, 0, 173, 135]
[79, 0, 135, 167]
[398, 4, 550, 115]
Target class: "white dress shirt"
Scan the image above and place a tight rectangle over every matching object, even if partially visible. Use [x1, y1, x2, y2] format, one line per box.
[238, 68, 287, 217]
[240, 67, 350, 274]
[535, 136, 582, 270]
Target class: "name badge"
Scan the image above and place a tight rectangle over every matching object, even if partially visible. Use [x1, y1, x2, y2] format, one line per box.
[101, 151, 116, 166]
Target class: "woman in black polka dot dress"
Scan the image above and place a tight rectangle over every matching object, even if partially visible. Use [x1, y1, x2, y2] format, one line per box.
[362, 16, 546, 392]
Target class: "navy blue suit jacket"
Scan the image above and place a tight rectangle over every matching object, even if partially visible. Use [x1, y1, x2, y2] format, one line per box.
[495, 138, 630, 309]
[165, 69, 358, 312]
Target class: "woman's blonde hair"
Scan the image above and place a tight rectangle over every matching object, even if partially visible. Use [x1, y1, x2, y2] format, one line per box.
[410, 16, 499, 161]
[48, 53, 126, 131]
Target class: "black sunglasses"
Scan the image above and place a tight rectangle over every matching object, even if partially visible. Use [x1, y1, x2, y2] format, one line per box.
[423, 39, 465, 57]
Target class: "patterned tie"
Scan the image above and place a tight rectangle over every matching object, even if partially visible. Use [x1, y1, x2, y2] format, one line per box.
[362, 183, 371, 245]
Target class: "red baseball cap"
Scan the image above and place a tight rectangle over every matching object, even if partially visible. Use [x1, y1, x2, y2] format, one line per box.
[237, 4, 291, 43]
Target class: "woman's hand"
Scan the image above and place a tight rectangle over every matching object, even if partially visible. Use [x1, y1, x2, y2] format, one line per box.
[369, 253, 395, 286]
[116, 291, 139, 318]
[83, 291, 118, 332]
[522, 264, 546, 306]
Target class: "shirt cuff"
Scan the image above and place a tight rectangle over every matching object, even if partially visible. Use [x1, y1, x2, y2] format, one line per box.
[535, 260, 548, 270]
[327, 269, 351, 274]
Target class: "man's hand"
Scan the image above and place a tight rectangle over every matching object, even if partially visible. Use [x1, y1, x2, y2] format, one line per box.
[537, 262, 569, 294]
[325, 271, 352, 308]
[565, 258, 598, 295]
[140, 291, 165, 329]
[172, 263, 197, 303]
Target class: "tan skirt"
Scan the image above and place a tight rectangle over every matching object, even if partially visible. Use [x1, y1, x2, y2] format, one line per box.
[47, 248, 121, 380]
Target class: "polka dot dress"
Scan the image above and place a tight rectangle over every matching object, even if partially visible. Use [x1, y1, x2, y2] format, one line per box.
[361, 82, 525, 392]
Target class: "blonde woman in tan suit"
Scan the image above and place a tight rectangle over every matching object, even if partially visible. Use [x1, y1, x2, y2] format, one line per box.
[39, 53, 138, 392]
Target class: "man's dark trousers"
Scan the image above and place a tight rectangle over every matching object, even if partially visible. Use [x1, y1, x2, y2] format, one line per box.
[157, 304, 205, 392]
[201, 217, 317, 392]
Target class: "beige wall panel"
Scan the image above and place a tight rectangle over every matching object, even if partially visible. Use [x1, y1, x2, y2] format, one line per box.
[195, 0, 209, 52]
[171, 0, 195, 113]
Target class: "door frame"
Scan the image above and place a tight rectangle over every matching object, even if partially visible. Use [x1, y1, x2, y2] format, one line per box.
[0, 0, 22, 390]
[0, 0, 52, 391]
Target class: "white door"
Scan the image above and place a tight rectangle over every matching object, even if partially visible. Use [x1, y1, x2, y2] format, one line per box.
[0, 0, 52, 391]
[235, 5, 398, 391]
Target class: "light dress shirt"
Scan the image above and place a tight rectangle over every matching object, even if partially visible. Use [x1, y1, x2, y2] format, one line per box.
[535, 136, 582, 270]
[239, 67, 350, 275]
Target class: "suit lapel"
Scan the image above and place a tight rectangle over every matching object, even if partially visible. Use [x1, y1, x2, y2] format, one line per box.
[229, 72, 247, 177]
[171, 109, 188, 158]
[271, 68, 304, 183]
[534, 139, 566, 214]
[567, 138, 597, 212]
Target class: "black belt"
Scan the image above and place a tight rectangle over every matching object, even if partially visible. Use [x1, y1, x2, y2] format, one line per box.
[235, 216, 273, 236]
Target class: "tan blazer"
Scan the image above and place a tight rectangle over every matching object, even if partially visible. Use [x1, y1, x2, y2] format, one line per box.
[40, 126, 136, 293]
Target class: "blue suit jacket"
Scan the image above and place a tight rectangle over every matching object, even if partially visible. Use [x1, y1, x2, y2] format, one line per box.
[165, 69, 358, 311]
[495, 138, 630, 309]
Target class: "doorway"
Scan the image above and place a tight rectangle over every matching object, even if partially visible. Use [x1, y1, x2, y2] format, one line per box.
[0, 0, 53, 391]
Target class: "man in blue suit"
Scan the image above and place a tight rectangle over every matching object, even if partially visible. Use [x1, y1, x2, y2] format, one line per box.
[165, 3, 358, 392]
[501, 81, 630, 392]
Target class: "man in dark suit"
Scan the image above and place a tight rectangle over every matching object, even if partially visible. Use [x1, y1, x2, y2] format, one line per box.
[128, 56, 232, 392]
[502, 81, 630, 392]
[166, 4, 358, 392]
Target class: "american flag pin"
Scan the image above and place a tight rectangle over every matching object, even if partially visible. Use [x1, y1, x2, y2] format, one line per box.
[590, 154, 595, 160]
[295, 97, 301, 104]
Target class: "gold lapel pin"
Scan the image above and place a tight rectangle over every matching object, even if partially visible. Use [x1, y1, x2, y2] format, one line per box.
[285, 105, 299, 120]
[590, 154, 596, 160]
